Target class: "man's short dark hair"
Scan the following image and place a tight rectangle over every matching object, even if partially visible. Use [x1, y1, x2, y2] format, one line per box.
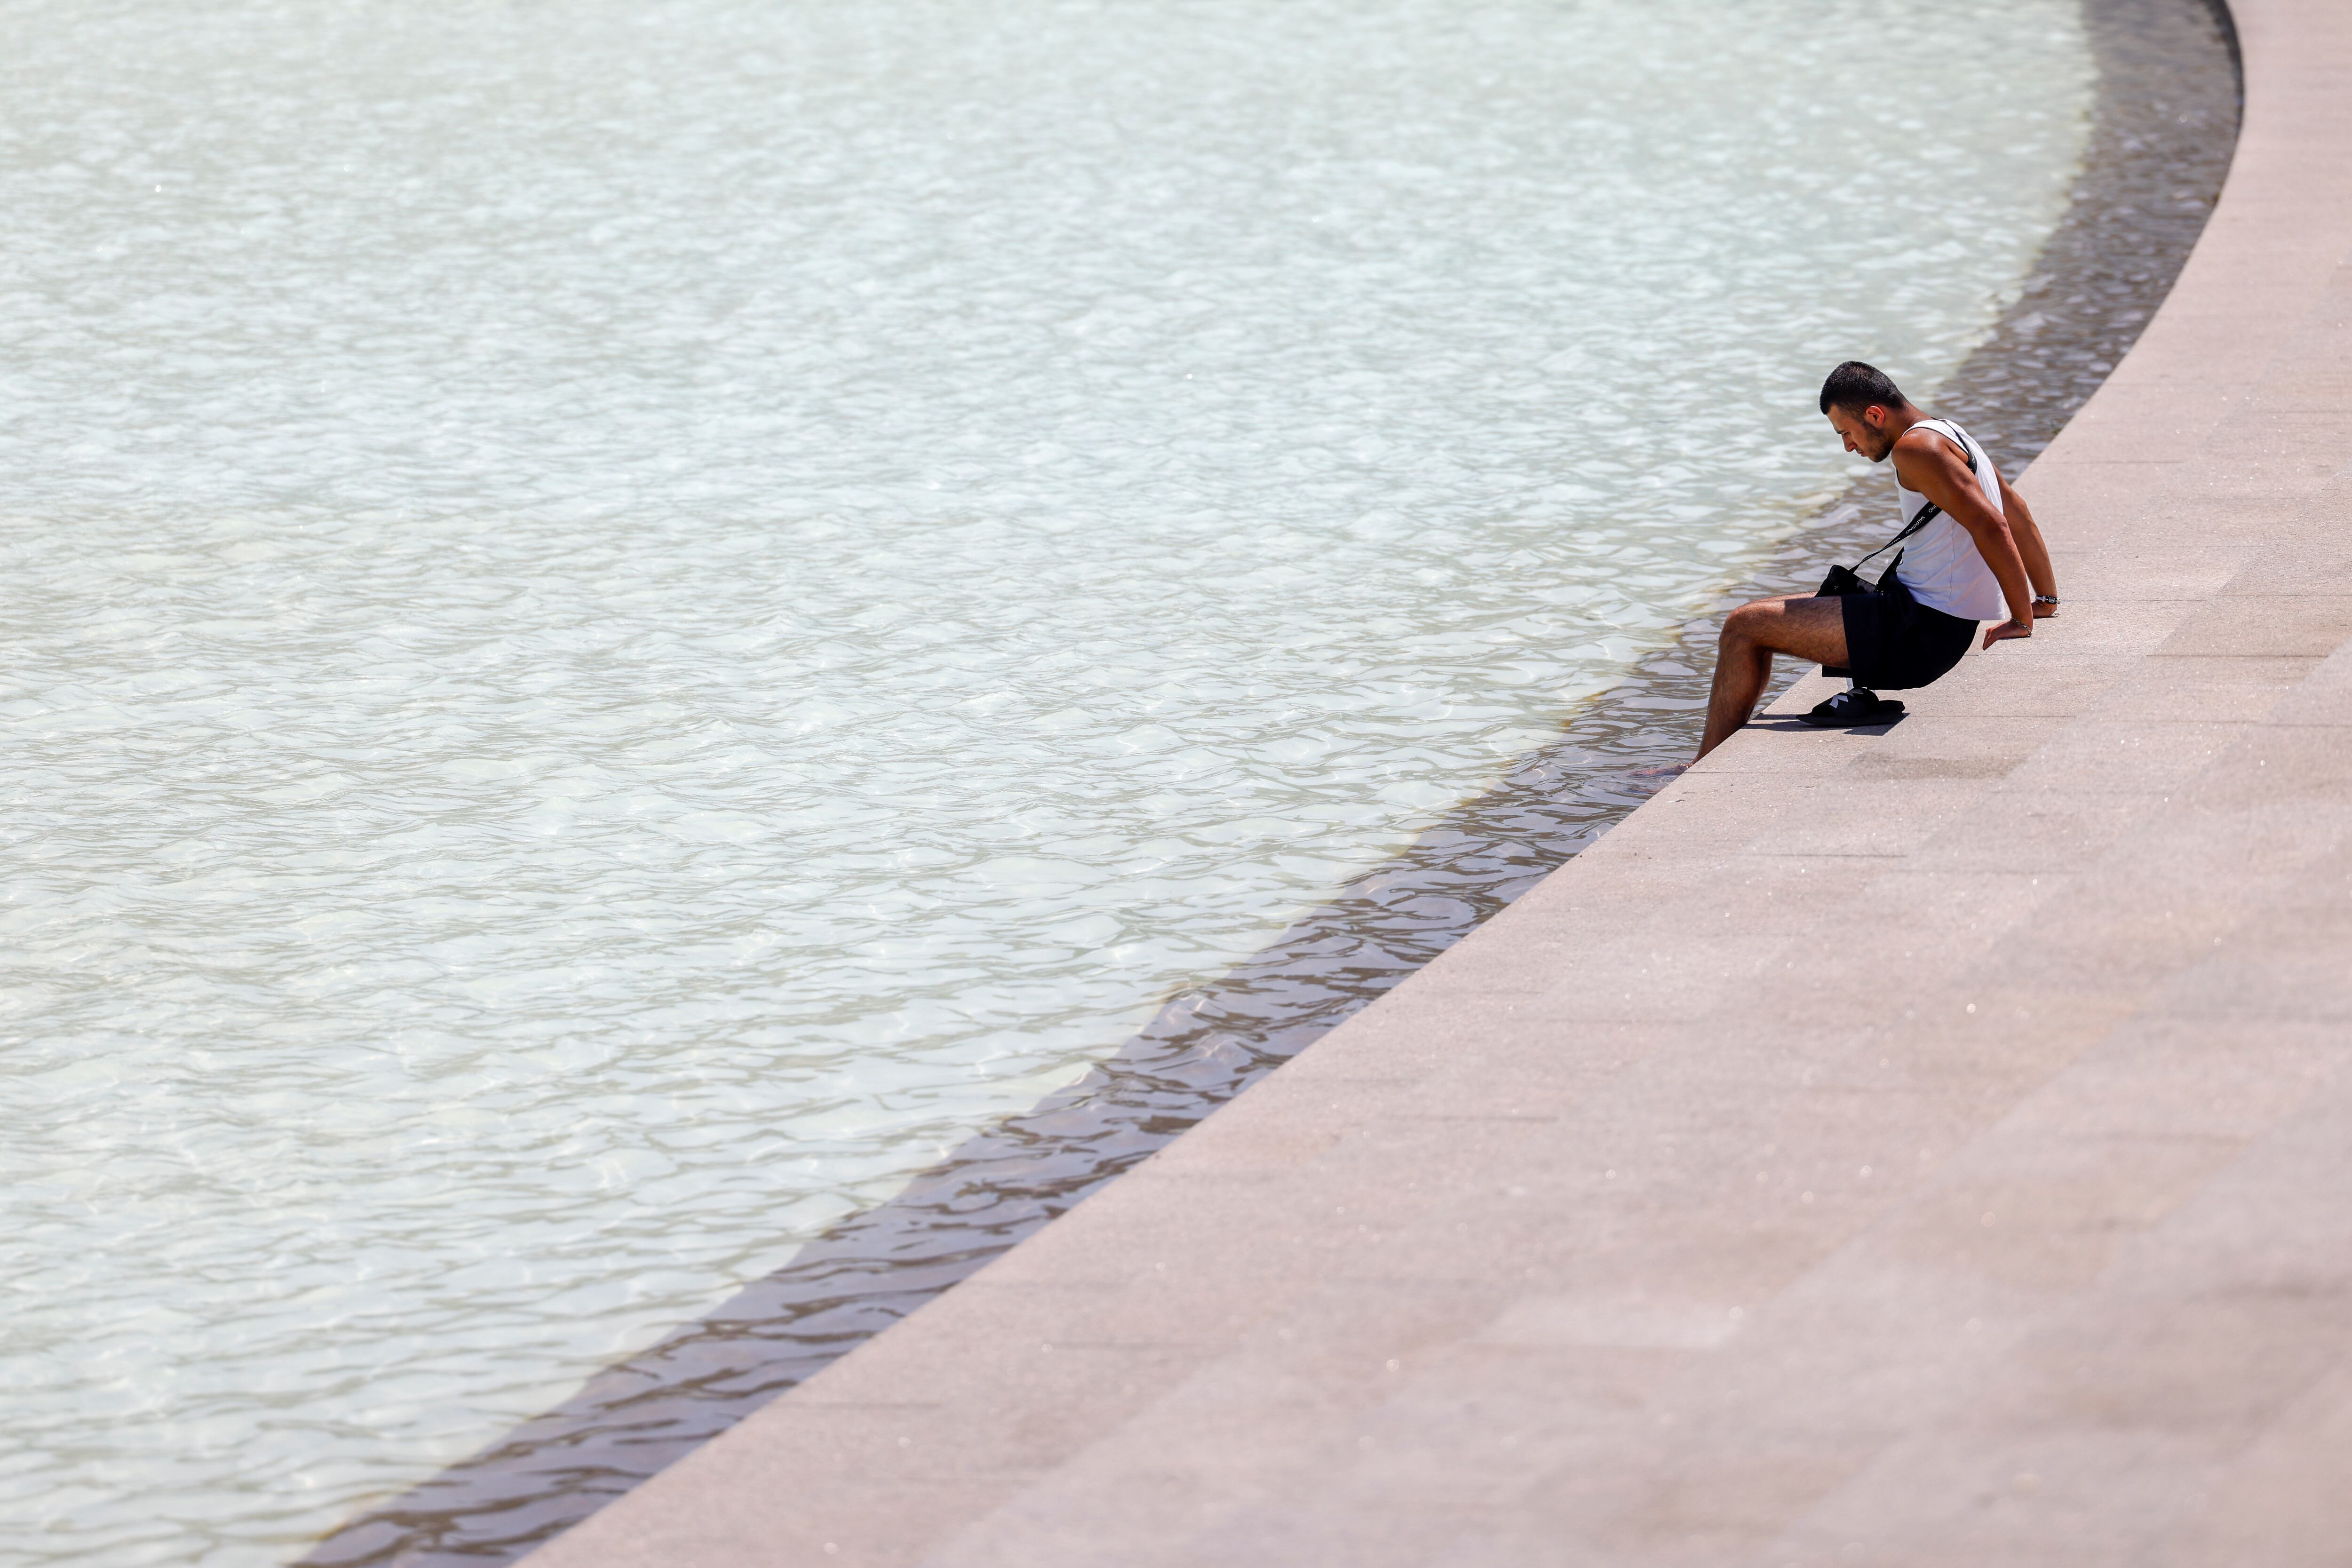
[1819, 361, 1911, 416]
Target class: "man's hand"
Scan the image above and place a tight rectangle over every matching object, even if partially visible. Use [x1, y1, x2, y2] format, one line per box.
[1982, 618, 2031, 650]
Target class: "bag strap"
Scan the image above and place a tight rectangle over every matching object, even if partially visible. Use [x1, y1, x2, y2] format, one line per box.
[1856, 421, 1981, 569]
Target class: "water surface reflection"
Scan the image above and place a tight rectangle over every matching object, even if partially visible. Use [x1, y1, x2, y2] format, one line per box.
[301, 6, 2238, 1558]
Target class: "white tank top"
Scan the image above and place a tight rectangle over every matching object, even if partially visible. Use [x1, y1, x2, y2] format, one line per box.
[1891, 417, 2008, 622]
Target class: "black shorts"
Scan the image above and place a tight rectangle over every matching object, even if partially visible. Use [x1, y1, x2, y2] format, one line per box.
[1826, 581, 1977, 691]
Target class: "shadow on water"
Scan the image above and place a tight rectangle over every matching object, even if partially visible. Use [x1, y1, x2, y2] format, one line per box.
[301, 0, 2239, 1560]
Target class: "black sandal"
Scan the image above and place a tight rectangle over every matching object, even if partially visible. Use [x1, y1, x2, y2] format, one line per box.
[1800, 688, 1906, 728]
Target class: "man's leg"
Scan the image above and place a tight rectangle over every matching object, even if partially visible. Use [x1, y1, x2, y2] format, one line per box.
[1695, 594, 1850, 760]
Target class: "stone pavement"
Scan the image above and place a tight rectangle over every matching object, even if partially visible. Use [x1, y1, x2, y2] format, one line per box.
[525, 0, 2352, 1561]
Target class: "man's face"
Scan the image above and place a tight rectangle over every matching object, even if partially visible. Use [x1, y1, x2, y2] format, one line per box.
[1827, 403, 1895, 463]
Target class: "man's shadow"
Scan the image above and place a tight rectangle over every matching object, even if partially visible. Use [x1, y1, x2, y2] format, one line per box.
[1745, 709, 1908, 734]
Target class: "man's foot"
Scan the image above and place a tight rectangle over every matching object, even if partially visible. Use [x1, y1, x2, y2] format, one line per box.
[1800, 689, 1905, 728]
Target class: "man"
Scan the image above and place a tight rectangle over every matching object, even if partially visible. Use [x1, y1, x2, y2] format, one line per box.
[1692, 361, 2059, 761]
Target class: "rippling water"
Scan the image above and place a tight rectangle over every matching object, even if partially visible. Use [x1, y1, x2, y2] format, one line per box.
[0, 1, 2100, 1562]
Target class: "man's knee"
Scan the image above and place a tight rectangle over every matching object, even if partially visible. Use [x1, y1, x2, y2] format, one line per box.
[1719, 598, 1779, 645]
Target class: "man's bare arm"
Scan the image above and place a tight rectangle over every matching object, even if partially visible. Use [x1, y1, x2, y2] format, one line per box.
[1995, 470, 2058, 615]
[1892, 430, 2035, 648]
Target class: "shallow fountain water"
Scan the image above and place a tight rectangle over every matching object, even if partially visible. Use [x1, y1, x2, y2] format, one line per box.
[0, 0, 2132, 1561]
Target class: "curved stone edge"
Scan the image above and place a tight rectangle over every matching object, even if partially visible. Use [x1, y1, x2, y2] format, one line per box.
[521, 0, 2352, 1561]
[297, 5, 2240, 1562]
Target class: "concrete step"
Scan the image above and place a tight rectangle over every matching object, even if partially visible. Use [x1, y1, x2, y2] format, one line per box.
[522, 0, 2352, 1561]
